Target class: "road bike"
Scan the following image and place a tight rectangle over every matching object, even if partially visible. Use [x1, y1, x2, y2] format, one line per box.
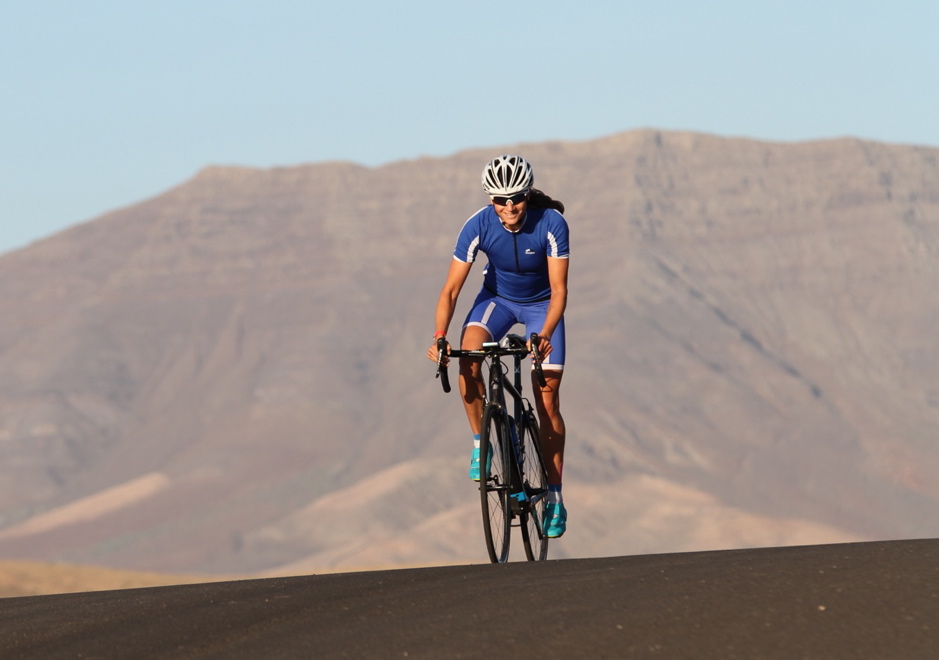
[436, 333, 550, 563]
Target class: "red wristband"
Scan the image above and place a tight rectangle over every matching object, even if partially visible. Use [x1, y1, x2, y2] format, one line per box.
[433, 331, 446, 339]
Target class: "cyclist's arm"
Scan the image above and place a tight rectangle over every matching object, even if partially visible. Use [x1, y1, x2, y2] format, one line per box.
[434, 257, 473, 338]
[539, 256, 569, 342]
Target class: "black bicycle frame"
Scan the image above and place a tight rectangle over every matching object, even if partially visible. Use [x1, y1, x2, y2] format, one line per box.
[436, 333, 550, 560]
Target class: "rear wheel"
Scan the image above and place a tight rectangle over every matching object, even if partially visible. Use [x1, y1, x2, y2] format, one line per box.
[519, 409, 549, 561]
[479, 404, 511, 563]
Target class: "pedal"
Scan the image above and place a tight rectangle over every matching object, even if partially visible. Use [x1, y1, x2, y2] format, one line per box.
[509, 491, 527, 515]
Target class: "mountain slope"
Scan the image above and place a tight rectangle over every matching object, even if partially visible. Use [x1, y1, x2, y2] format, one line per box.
[0, 130, 937, 573]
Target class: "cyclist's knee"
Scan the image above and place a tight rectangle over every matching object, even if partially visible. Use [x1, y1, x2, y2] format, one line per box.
[459, 356, 482, 378]
[534, 370, 562, 394]
[461, 324, 490, 350]
[536, 374, 563, 411]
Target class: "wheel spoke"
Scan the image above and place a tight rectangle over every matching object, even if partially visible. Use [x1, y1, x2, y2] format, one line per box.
[519, 410, 549, 561]
[480, 405, 511, 563]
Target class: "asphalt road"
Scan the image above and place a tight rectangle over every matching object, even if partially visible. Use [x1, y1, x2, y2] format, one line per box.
[0, 539, 936, 659]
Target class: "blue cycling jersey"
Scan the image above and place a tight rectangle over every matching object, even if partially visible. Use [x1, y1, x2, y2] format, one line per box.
[453, 205, 570, 303]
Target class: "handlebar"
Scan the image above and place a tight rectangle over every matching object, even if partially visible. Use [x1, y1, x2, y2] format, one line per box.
[436, 337, 452, 393]
[436, 333, 547, 393]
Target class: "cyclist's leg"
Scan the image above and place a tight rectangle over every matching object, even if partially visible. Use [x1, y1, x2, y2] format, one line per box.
[520, 305, 567, 485]
[522, 306, 567, 537]
[459, 325, 489, 435]
[459, 291, 518, 433]
[534, 369, 565, 485]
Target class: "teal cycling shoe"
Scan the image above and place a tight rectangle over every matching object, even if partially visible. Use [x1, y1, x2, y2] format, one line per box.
[469, 447, 481, 481]
[543, 501, 567, 538]
[468, 446, 492, 481]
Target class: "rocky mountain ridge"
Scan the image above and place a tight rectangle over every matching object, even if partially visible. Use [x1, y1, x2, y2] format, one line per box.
[0, 130, 937, 574]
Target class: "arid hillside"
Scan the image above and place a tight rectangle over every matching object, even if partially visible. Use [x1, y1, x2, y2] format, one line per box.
[0, 561, 215, 598]
[0, 130, 937, 576]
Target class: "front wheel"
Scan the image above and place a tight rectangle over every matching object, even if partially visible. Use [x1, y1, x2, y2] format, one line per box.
[479, 404, 511, 563]
[519, 408, 549, 561]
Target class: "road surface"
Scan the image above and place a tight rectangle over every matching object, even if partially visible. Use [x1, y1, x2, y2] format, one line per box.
[0, 539, 936, 658]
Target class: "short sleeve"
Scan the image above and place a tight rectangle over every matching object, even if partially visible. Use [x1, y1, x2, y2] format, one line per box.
[453, 209, 485, 262]
[545, 211, 570, 258]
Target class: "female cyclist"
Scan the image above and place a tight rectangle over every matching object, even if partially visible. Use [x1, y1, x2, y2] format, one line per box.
[427, 154, 570, 538]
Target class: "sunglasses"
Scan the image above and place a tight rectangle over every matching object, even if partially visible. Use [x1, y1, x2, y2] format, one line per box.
[491, 191, 530, 206]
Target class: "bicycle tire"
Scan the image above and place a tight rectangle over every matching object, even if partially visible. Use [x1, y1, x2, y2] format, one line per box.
[479, 403, 512, 563]
[519, 408, 549, 561]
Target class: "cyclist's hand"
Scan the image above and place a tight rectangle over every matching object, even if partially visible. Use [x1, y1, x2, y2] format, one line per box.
[529, 335, 553, 360]
[428, 338, 451, 364]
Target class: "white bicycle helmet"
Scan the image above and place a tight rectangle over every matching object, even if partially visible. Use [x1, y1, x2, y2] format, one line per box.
[481, 155, 534, 196]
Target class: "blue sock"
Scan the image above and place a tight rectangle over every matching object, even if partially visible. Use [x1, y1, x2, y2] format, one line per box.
[473, 433, 481, 449]
[548, 483, 562, 504]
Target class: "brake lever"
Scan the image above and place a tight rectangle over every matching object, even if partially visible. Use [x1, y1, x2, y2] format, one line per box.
[529, 333, 548, 388]
[436, 337, 452, 393]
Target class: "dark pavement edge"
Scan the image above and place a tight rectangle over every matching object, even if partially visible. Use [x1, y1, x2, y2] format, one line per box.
[0, 538, 937, 659]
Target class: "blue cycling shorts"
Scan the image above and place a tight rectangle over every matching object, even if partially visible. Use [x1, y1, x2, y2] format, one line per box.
[462, 289, 565, 371]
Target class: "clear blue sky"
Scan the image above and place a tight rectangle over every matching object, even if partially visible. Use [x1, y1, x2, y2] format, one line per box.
[3, 0, 938, 255]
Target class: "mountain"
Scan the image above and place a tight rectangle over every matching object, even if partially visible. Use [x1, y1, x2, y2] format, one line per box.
[0, 130, 937, 575]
